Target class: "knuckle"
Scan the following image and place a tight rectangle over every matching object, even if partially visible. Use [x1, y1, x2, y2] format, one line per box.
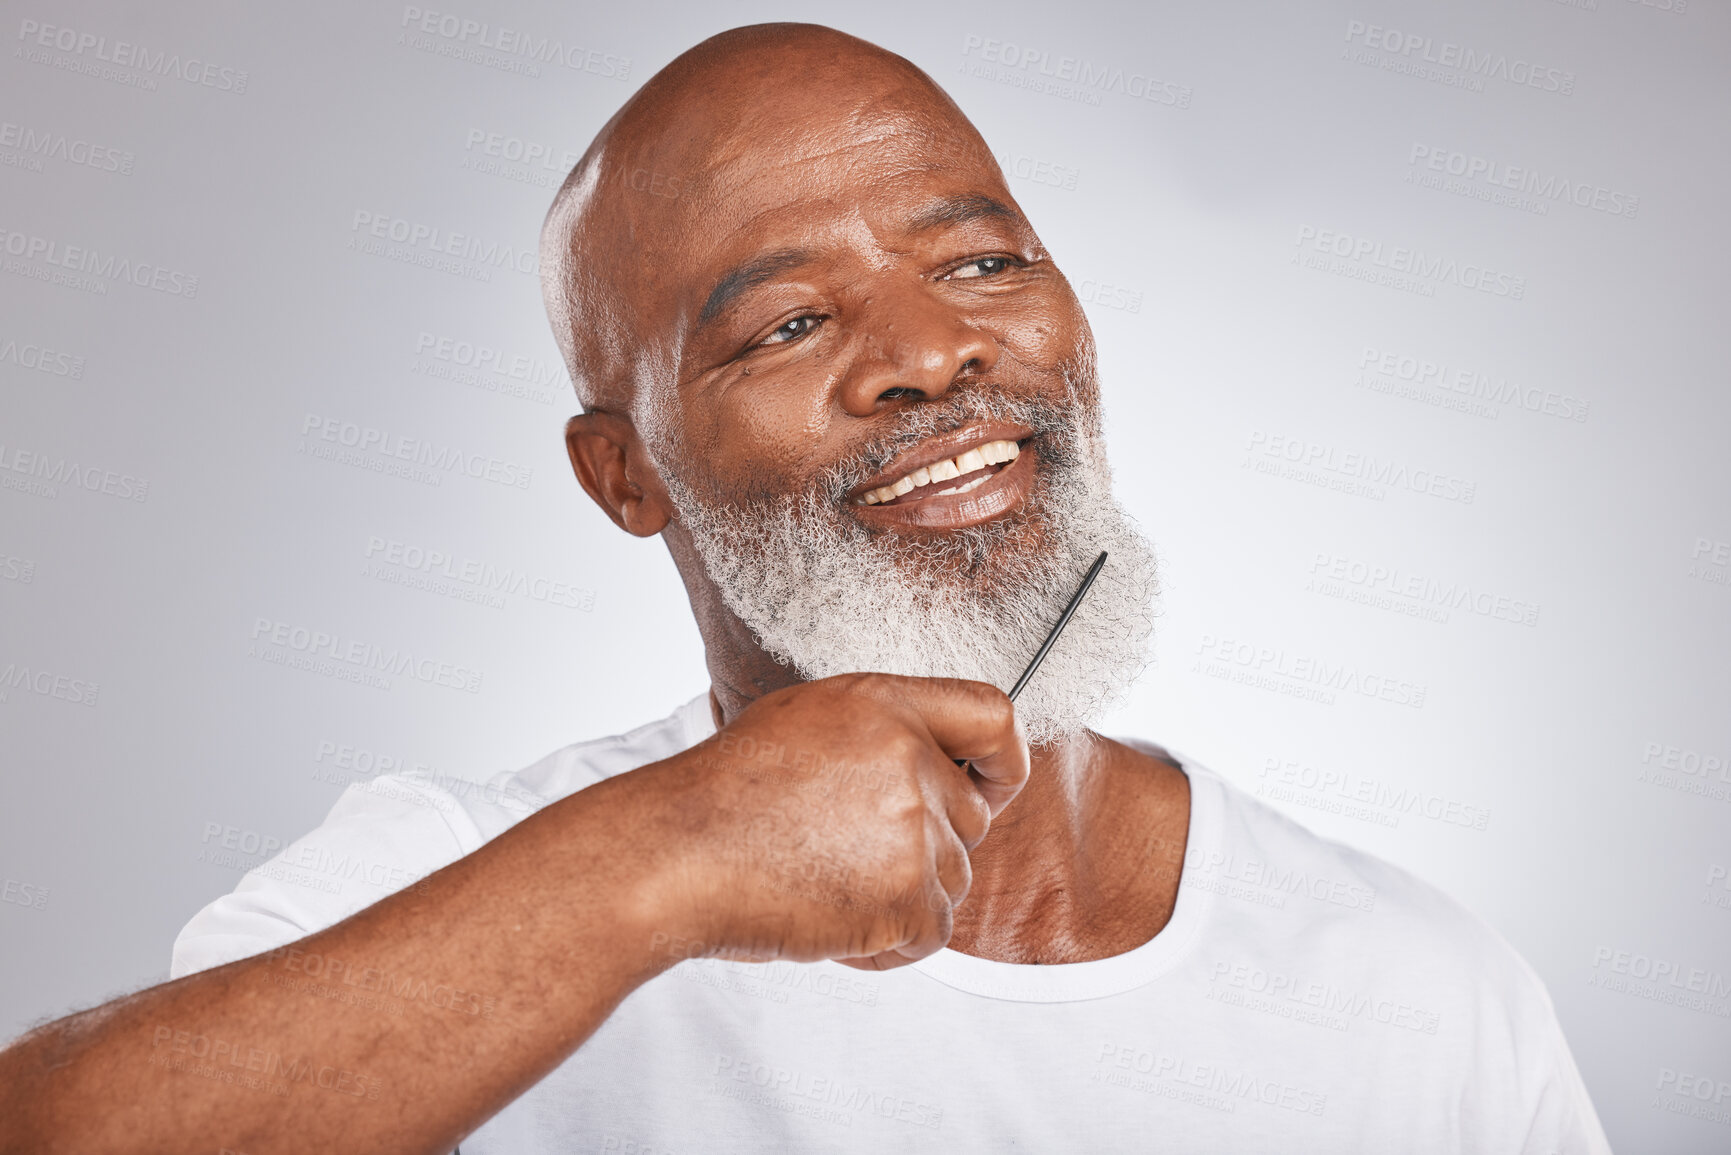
[945, 677, 1015, 730]
[949, 858, 973, 904]
[882, 729, 929, 771]
[841, 670, 893, 699]
[926, 898, 955, 942]
[961, 793, 992, 844]
[890, 845, 929, 892]
[890, 792, 929, 834]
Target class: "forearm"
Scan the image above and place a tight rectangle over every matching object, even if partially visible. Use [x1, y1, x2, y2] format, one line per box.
[0, 768, 696, 1155]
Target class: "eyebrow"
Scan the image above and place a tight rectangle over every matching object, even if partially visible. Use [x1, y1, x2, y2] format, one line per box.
[697, 248, 813, 327]
[693, 195, 1022, 330]
[905, 193, 1019, 232]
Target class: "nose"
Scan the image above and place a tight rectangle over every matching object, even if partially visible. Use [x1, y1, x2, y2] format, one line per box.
[837, 285, 1000, 416]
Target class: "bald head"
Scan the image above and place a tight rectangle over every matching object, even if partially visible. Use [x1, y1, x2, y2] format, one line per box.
[540, 23, 1006, 425]
[541, 23, 1133, 724]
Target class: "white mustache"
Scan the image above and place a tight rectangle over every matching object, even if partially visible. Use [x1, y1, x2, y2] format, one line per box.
[817, 389, 1084, 502]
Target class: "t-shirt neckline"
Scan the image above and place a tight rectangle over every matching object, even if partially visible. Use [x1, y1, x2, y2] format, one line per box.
[678, 692, 1217, 1004]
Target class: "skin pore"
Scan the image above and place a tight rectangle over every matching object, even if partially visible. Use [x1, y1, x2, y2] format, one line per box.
[549, 23, 1189, 964]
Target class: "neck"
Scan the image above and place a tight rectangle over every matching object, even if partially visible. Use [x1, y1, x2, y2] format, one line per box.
[674, 531, 1189, 965]
[945, 730, 1189, 964]
[669, 526, 808, 713]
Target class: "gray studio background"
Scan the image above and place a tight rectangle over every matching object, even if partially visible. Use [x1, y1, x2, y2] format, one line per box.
[2, 0, 1727, 1149]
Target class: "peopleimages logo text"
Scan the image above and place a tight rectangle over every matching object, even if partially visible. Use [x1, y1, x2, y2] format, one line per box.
[414, 332, 564, 391]
[399, 7, 631, 79]
[0, 443, 149, 501]
[0, 120, 134, 174]
[350, 212, 538, 277]
[0, 661, 100, 707]
[960, 35, 1192, 108]
[1407, 145, 1637, 219]
[250, 618, 483, 694]
[16, 19, 249, 92]
[1195, 632, 1427, 709]
[300, 414, 533, 490]
[0, 336, 85, 379]
[1295, 226, 1524, 299]
[0, 226, 199, 297]
[1246, 430, 1476, 504]
[1343, 20, 1574, 94]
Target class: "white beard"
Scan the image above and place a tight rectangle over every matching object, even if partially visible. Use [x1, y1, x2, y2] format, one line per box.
[660, 390, 1159, 746]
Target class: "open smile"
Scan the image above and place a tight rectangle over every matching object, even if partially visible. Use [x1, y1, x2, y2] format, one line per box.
[848, 422, 1037, 531]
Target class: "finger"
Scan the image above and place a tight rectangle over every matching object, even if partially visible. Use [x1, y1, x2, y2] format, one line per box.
[939, 779, 992, 852]
[933, 827, 973, 905]
[862, 675, 1031, 817]
[837, 949, 921, 972]
[836, 877, 953, 970]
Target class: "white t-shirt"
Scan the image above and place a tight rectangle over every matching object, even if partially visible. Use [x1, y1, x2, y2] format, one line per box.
[173, 695, 1611, 1153]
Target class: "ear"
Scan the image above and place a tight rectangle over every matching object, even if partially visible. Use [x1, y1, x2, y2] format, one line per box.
[565, 412, 675, 537]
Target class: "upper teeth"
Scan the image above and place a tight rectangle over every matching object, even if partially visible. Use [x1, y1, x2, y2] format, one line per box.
[859, 440, 1020, 505]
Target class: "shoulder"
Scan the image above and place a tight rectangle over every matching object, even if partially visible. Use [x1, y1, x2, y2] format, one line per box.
[1174, 756, 1610, 1150]
[498, 692, 716, 814]
[1176, 754, 1555, 1021]
[171, 694, 713, 978]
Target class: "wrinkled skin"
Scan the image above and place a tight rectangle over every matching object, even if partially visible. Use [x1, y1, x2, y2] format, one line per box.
[547, 23, 1188, 965]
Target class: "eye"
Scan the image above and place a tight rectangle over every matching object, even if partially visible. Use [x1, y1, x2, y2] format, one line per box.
[760, 314, 822, 345]
[945, 256, 1018, 281]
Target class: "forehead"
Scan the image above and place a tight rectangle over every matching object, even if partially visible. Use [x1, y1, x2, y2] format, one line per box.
[661, 100, 1012, 282]
[692, 65, 985, 176]
[680, 75, 997, 218]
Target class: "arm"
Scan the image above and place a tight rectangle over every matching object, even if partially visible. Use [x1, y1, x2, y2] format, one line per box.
[0, 674, 1028, 1154]
[0, 764, 696, 1155]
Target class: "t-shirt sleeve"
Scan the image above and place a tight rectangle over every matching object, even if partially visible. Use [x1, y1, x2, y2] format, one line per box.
[170, 778, 472, 978]
[1513, 988, 1614, 1155]
[1465, 936, 1612, 1155]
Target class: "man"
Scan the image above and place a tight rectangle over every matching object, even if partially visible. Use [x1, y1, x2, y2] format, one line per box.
[0, 23, 1609, 1154]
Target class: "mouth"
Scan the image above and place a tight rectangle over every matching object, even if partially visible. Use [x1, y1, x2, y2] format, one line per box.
[847, 422, 1037, 531]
